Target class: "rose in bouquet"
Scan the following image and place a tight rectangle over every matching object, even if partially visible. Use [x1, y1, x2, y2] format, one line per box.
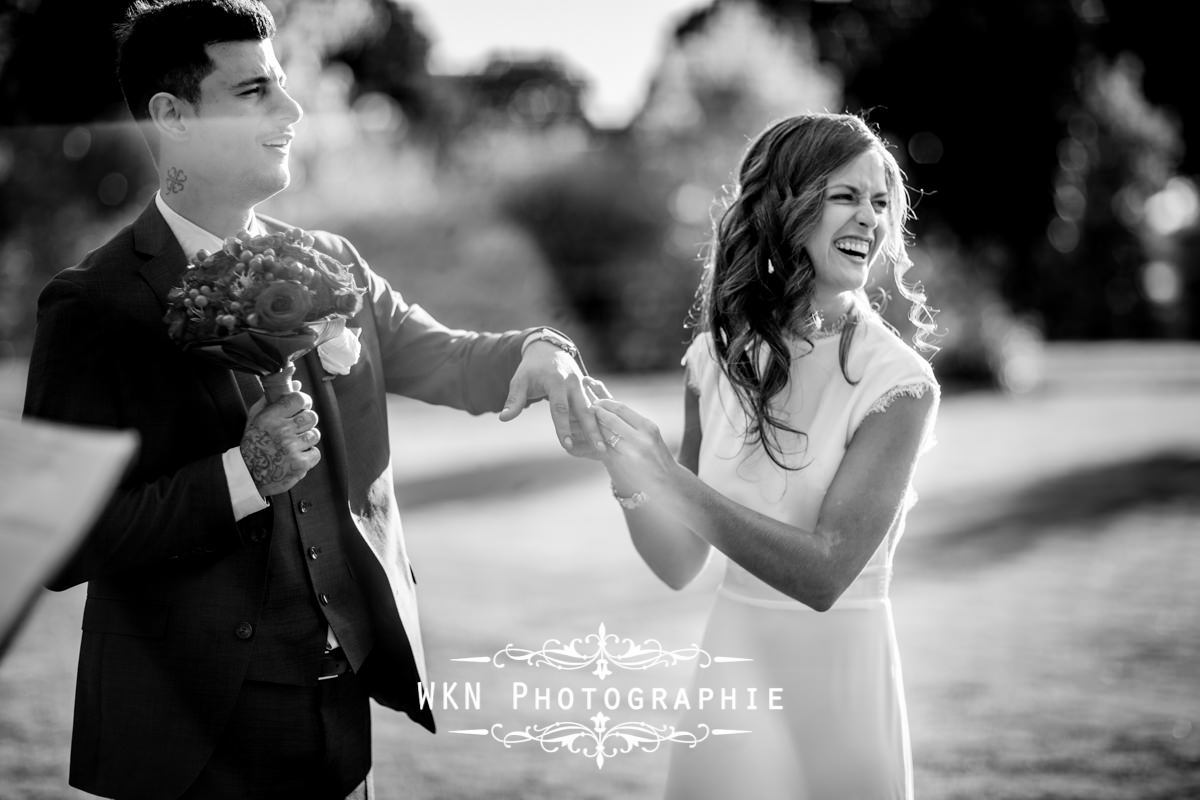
[164, 227, 366, 403]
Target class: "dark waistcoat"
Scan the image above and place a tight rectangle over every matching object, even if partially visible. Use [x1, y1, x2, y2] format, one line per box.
[242, 357, 374, 685]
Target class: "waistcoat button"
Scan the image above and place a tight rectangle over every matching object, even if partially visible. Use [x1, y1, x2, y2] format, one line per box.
[234, 622, 254, 640]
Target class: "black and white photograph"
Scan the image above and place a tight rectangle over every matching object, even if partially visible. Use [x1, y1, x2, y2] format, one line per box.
[0, 1, 1197, 798]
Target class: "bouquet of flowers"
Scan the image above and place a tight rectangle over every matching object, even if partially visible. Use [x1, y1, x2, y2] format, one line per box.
[164, 227, 366, 403]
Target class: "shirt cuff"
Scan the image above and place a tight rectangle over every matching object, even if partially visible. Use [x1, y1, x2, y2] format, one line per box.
[222, 446, 270, 521]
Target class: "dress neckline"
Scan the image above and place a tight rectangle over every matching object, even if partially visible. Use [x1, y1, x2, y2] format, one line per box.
[802, 311, 856, 343]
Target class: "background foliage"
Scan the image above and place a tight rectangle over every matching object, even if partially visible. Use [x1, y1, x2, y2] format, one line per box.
[1, 0, 1196, 387]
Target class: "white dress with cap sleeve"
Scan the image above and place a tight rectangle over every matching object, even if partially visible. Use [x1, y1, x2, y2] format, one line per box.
[664, 311, 938, 800]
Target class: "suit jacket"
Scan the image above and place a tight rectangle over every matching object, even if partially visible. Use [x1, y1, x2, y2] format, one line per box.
[23, 202, 532, 798]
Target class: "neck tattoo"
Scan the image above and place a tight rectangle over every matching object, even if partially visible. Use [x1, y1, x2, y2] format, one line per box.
[165, 167, 187, 194]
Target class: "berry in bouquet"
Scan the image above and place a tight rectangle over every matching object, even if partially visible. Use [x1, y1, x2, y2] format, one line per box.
[164, 227, 366, 403]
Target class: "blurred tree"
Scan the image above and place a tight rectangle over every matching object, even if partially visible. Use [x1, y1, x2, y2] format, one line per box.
[804, 0, 1089, 314]
[429, 56, 592, 180]
[498, 1, 845, 372]
[692, 0, 1191, 356]
[558, 0, 844, 371]
[782, 0, 1188, 342]
[498, 146, 684, 371]
[1035, 54, 1182, 339]
[637, 0, 840, 155]
[622, 0, 1059, 382]
[1098, 0, 1197, 174]
[329, 0, 432, 123]
[461, 57, 588, 130]
[271, 0, 377, 79]
[330, 5, 593, 166]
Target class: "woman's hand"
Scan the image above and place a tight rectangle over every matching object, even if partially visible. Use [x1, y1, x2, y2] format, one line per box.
[591, 397, 681, 502]
[587, 386, 711, 590]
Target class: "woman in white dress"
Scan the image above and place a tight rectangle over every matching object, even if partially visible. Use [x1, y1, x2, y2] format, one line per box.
[590, 113, 939, 799]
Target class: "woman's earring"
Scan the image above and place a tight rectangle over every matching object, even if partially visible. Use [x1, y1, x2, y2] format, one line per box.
[766, 259, 775, 275]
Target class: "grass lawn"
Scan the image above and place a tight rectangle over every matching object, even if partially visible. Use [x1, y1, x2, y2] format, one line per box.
[1, 344, 1198, 799]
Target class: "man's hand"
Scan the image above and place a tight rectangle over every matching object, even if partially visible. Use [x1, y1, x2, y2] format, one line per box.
[498, 341, 607, 457]
[240, 389, 322, 496]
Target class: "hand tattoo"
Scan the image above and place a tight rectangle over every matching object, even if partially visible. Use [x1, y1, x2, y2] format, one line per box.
[166, 166, 187, 194]
[241, 427, 289, 490]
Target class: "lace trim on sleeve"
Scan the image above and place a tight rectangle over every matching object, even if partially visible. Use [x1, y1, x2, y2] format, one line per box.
[857, 380, 939, 456]
[864, 381, 935, 419]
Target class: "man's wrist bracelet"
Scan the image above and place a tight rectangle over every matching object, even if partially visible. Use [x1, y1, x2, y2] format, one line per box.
[523, 328, 579, 361]
[522, 327, 589, 376]
[611, 484, 649, 510]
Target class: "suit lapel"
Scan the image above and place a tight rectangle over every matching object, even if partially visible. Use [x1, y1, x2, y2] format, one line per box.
[132, 201, 249, 432]
[133, 202, 190, 313]
[302, 350, 351, 504]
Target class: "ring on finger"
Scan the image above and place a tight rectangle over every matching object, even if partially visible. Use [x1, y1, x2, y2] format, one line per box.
[606, 433, 622, 448]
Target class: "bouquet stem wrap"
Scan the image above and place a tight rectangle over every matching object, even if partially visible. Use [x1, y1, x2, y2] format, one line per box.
[260, 362, 296, 405]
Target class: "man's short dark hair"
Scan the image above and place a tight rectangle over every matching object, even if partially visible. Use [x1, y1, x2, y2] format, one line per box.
[115, 0, 276, 125]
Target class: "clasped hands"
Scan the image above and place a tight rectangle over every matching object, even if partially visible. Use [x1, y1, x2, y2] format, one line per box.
[237, 342, 673, 497]
[498, 340, 609, 456]
[500, 340, 675, 497]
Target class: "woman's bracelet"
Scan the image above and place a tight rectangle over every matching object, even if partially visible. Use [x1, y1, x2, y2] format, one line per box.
[611, 484, 649, 510]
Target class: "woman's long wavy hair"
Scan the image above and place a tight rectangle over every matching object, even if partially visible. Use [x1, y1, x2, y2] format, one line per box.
[693, 113, 936, 470]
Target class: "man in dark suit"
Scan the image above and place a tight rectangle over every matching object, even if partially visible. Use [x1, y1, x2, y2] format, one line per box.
[22, 1, 605, 797]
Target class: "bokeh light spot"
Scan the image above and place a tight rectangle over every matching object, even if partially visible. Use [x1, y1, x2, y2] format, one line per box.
[671, 182, 714, 226]
[1144, 177, 1200, 236]
[97, 172, 128, 206]
[907, 131, 943, 165]
[1141, 260, 1181, 305]
[1047, 217, 1079, 253]
[353, 92, 402, 135]
[1057, 137, 1089, 173]
[63, 127, 91, 161]
[1054, 182, 1087, 222]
